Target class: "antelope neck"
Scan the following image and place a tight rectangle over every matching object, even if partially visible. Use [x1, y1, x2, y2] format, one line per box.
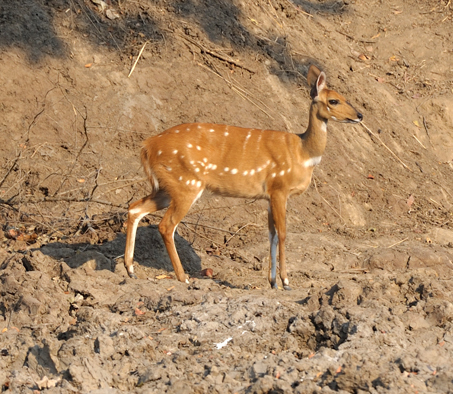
[300, 102, 328, 158]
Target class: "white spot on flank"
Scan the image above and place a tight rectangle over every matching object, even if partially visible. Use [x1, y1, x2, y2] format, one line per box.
[246, 132, 251, 139]
[206, 164, 212, 169]
[186, 180, 190, 185]
[173, 149, 178, 154]
[175, 129, 180, 133]
[287, 168, 291, 173]
[187, 143, 193, 148]
[243, 170, 248, 176]
[200, 162, 205, 167]
[224, 132, 229, 136]
[250, 169, 255, 175]
[186, 127, 190, 131]
[279, 170, 285, 176]
[257, 167, 262, 172]
[203, 158, 208, 163]
[209, 129, 215, 132]
[191, 179, 196, 185]
[196, 181, 202, 188]
[212, 164, 217, 170]
[304, 156, 322, 167]
[195, 168, 200, 172]
[224, 167, 229, 172]
[190, 160, 195, 165]
[196, 146, 201, 150]
[231, 168, 238, 174]
[272, 173, 276, 178]
[179, 176, 183, 181]
[197, 125, 201, 129]
[157, 150, 162, 156]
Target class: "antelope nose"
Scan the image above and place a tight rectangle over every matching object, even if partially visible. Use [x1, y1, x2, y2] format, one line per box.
[357, 112, 363, 121]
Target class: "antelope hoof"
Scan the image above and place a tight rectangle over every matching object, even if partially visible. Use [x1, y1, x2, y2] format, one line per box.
[270, 281, 278, 289]
[127, 270, 138, 279]
[283, 285, 292, 291]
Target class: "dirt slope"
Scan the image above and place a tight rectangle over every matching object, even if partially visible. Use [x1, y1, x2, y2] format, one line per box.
[0, 0, 452, 392]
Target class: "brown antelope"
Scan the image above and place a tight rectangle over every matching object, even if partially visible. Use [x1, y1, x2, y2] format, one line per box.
[124, 65, 362, 290]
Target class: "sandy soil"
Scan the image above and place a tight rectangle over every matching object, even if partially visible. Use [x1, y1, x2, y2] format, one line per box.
[0, 0, 452, 392]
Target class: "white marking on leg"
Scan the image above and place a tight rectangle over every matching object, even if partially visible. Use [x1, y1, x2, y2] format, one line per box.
[269, 230, 278, 284]
[190, 189, 204, 209]
[283, 278, 289, 286]
[304, 156, 322, 167]
[321, 122, 327, 133]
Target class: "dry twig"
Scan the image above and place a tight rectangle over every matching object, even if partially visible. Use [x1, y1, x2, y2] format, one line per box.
[360, 122, 412, 171]
[179, 33, 255, 74]
[128, 41, 148, 78]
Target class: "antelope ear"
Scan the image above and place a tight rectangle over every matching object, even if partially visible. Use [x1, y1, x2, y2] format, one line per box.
[307, 65, 321, 87]
[310, 70, 327, 99]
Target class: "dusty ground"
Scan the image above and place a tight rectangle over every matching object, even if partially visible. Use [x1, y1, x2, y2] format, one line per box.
[1, 0, 453, 392]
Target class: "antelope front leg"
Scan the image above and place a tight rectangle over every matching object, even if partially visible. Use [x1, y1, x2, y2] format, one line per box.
[268, 205, 278, 289]
[269, 194, 291, 290]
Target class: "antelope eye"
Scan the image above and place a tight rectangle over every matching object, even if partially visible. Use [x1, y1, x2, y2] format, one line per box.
[328, 99, 339, 105]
